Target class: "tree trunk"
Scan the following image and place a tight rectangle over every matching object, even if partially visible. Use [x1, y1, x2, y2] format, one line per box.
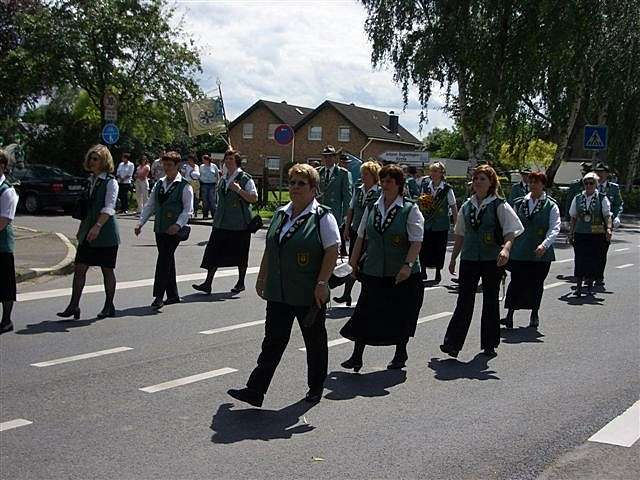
[626, 130, 640, 192]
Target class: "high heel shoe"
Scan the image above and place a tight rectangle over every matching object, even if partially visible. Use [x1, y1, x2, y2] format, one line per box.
[97, 305, 116, 319]
[332, 294, 352, 307]
[341, 357, 363, 373]
[56, 307, 80, 320]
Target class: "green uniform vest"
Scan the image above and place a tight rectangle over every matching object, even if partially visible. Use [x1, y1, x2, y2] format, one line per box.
[574, 193, 606, 234]
[350, 185, 381, 231]
[154, 178, 189, 233]
[508, 182, 528, 207]
[264, 206, 327, 306]
[362, 199, 421, 277]
[405, 177, 420, 199]
[460, 198, 504, 262]
[511, 196, 556, 262]
[317, 165, 352, 222]
[599, 181, 623, 218]
[422, 182, 452, 232]
[213, 172, 252, 231]
[0, 180, 16, 253]
[77, 175, 120, 247]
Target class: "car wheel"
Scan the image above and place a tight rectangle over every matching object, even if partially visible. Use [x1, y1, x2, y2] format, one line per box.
[24, 193, 40, 214]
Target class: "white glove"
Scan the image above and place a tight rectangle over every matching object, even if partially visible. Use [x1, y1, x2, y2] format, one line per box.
[613, 217, 621, 229]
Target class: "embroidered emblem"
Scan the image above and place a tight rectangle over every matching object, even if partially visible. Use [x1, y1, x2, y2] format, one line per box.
[165, 211, 175, 220]
[297, 252, 310, 267]
[536, 227, 546, 236]
[391, 234, 402, 248]
[482, 232, 494, 245]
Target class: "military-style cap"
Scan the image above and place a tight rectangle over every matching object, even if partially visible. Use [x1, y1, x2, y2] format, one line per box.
[594, 162, 609, 172]
[321, 145, 338, 155]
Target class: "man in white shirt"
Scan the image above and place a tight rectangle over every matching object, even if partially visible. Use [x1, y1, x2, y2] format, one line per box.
[0, 149, 19, 334]
[116, 152, 135, 214]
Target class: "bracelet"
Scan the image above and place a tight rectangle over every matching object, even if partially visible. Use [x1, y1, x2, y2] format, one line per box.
[316, 280, 327, 286]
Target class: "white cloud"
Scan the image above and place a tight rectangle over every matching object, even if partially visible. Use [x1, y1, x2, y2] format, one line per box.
[174, 0, 455, 139]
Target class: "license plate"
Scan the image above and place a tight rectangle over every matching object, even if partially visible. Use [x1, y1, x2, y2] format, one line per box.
[68, 185, 83, 191]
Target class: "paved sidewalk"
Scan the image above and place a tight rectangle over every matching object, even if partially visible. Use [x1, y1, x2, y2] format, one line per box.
[14, 226, 75, 282]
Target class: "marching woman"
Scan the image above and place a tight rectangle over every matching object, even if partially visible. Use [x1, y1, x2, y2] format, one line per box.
[0, 149, 19, 334]
[568, 172, 612, 296]
[503, 171, 560, 329]
[440, 165, 523, 358]
[57, 145, 120, 319]
[333, 160, 381, 306]
[418, 161, 458, 284]
[135, 151, 193, 309]
[193, 149, 258, 294]
[228, 164, 340, 406]
[340, 164, 424, 370]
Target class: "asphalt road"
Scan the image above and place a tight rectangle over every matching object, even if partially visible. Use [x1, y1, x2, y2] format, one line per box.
[1, 214, 639, 480]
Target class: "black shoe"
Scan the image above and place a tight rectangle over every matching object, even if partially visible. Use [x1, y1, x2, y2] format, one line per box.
[434, 270, 442, 284]
[192, 283, 211, 294]
[332, 294, 352, 307]
[439, 344, 459, 358]
[151, 298, 164, 309]
[0, 321, 14, 335]
[595, 279, 605, 286]
[97, 305, 116, 319]
[56, 306, 80, 320]
[387, 358, 407, 370]
[482, 348, 497, 357]
[341, 357, 363, 373]
[502, 314, 514, 329]
[304, 388, 323, 403]
[227, 387, 264, 407]
[164, 296, 181, 305]
[231, 284, 245, 294]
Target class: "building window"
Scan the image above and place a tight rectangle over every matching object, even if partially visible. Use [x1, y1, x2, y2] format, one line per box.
[267, 156, 280, 170]
[338, 127, 350, 142]
[243, 123, 253, 139]
[267, 123, 278, 140]
[308, 126, 322, 141]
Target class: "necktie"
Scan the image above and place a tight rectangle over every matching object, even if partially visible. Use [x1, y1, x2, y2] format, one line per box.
[325, 169, 330, 183]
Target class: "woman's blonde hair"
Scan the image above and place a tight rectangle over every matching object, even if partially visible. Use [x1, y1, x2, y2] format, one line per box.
[360, 160, 382, 183]
[429, 161, 446, 176]
[289, 163, 320, 189]
[83, 144, 114, 173]
[472, 164, 500, 197]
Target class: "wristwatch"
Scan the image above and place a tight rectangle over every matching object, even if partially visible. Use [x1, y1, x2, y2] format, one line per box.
[403, 261, 414, 268]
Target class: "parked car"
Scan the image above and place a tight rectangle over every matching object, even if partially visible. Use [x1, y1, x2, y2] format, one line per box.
[9, 164, 87, 214]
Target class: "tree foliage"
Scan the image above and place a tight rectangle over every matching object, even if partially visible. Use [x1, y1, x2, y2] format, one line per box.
[422, 127, 467, 159]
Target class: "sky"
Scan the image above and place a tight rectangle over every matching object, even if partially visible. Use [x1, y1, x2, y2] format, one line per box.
[174, 0, 455, 140]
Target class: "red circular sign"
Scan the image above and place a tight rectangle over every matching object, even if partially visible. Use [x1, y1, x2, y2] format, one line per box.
[274, 124, 294, 145]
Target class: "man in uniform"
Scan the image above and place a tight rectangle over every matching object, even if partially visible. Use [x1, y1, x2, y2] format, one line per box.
[564, 162, 592, 221]
[507, 168, 531, 207]
[0, 149, 19, 334]
[594, 162, 624, 286]
[317, 145, 352, 255]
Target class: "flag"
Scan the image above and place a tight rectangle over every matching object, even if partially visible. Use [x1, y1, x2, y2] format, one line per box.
[183, 97, 226, 137]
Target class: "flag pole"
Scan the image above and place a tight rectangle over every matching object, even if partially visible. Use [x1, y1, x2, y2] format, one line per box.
[217, 78, 231, 147]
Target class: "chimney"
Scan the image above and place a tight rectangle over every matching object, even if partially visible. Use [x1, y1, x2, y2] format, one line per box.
[388, 111, 399, 134]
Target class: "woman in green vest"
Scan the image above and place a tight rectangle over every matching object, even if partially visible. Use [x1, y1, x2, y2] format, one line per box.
[57, 145, 120, 320]
[503, 171, 560, 329]
[193, 149, 258, 294]
[340, 164, 424, 371]
[0, 149, 19, 334]
[333, 160, 382, 306]
[568, 172, 612, 296]
[440, 165, 523, 358]
[418, 161, 458, 284]
[227, 164, 340, 407]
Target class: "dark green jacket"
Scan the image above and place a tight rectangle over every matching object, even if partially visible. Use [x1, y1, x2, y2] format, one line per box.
[77, 174, 120, 247]
[511, 195, 556, 262]
[153, 178, 190, 233]
[460, 197, 505, 262]
[599, 181, 623, 218]
[508, 182, 528, 207]
[317, 165, 352, 223]
[213, 171, 253, 231]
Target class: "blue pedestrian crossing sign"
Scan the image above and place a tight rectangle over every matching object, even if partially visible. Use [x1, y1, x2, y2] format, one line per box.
[583, 125, 607, 150]
[102, 123, 120, 145]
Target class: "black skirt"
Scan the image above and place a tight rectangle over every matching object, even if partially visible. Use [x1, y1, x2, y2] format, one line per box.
[573, 233, 607, 278]
[201, 228, 251, 269]
[348, 228, 358, 258]
[0, 252, 16, 301]
[420, 229, 448, 269]
[340, 272, 424, 345]
[75, 242, 118, 269]
[505, 260, 551, 310]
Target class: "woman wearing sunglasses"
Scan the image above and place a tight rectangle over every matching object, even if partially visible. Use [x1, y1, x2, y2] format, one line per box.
[57, 145, 120, 319]
[568, 171, 612, 296]
[227, 164, 340, 407]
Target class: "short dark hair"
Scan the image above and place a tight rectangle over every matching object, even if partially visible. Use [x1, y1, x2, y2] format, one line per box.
[161, 151, 182, 165]
[379, 164, 405, 195]
[407, 166, 417, 175]
[224, 149, 242, 167]
[122, 152, 131, 160]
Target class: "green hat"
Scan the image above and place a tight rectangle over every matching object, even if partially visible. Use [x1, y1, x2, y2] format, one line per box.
[594, 162, 609, 172]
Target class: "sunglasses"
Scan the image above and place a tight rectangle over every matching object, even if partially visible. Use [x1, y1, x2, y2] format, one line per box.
[288, 179, 309, 188]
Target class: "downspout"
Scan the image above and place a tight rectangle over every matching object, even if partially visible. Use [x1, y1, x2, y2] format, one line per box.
[359, 138, 374, 160]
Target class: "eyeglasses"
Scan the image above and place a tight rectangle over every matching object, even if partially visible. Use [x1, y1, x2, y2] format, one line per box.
[583, 181, 596, 185]
[288, 179, 309, 188]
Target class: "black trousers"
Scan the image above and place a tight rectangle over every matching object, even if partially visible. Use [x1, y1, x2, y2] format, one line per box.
[247, 301, 328, 395]
[443, 260, 503, 351]
[153, 233, 180, 300]
[597, 240, 611, 280]
[118, 183, 131, 212]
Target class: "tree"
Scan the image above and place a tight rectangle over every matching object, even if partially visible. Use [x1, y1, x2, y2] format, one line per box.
[423, 127, 467, 159]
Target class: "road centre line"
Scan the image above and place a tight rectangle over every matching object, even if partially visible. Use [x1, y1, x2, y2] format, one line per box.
[139, 367, 237, 393]
[31, 347, 133, 367]
[614, 247, 630, 252]
[17, 267, 260, 302]
[0, 419, 33, 433]
[200, 320, 265, 335]
[588, 400, 640, 447]
[616, 264, 634, 269]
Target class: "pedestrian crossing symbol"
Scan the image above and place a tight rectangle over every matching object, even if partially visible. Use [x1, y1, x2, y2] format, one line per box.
[583, 125, 607, 151]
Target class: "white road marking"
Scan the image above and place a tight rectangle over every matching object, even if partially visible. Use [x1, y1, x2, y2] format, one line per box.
[17, 267, 260, 302]
[543, 282, 569, 290]
[139, 367, 237, 393]
[425, 286, 444, 292]
[555, 258, 574, 264]
[0, 419, 33, 432]
[299, 338, 351, 352]
[588, 400, 640, 447]
[31, 347, 133, 367]
[616, 264, 634, 269]
[200, 320, 265, 335]
[614, 248, 630, 252]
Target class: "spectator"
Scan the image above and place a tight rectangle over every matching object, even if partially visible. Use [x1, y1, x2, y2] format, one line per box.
[199, 154, 220, 219]
[181, 154, 200, 214]
[135, 154, 150, 214]
[116, 152, 134, 213]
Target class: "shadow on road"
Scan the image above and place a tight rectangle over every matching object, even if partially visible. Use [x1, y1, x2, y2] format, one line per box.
[181, 292, 240, 304]
[500, 326, 545, 344]
[15, 317, 109, 334]
[326, 306, 354, 319]
[557, 291, 606, 306]
[323, 369, 407, 401]
[210, 401, 315, 444]
[427, 354, 500, 381]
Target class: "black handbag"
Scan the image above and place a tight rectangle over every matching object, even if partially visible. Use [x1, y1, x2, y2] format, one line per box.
[246, 213, 263, 234]
[176, 225, 191, 242]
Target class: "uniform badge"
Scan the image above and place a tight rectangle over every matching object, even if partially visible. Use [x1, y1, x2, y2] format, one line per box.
[165, 211, 175, 220]
[482, 232, 494, 245]
[584, 214, 592, 223]
[297, 252, 310, 267]
[537, 228, 545, 236]
[391, 234, 402, 247]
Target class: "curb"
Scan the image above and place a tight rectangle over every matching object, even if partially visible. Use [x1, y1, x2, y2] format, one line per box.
[16, 232, 76, 283]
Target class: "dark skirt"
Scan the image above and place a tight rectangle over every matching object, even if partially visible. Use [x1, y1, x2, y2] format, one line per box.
[420, 229, 448, 269]
[573, 233, 607, 278]
[505, 260, 551, 310]
[0, 252, 16, 301]
[340, 272, 424, 345]
[348, 228, 358, 257]
[75, 242, 118, 269]
[201, 227, 251, 269]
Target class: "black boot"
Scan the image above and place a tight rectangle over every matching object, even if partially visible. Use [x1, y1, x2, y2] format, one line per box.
[387, 341, 408, 369]
[501, 309, 514, 329]
[341, 341, 364, 372]
[574, 278, 583, 297]
[529, 310, 539, 328]
[434, 269, 442, 284]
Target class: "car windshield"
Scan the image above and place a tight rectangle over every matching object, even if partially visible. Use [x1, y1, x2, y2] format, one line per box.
[29, 165, 74, 179]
